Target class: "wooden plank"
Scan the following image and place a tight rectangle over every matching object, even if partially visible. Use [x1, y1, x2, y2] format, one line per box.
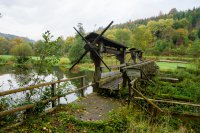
[126, 69, 141, 78]
[104, 47, 122, 55]
[100, 64, 126, 70]
[100, 70, 121, 79]
[0, 83, 94, 117]
[98, 74, 122, 86]
[123, 60, 155, 69]
[158, 60, 188, 64]
[130, 78, 138, 85]
[0, 75, 86, 96]
[134, 97, 200, 107]
[131, 86, 163, 112]
[100, 78, 123, 90]
[159, 77, 179, 83]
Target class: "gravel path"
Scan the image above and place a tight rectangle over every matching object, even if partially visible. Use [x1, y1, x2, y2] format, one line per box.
[74, 93, 122, 121]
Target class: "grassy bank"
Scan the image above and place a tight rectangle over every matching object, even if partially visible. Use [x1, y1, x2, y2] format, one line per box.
[3, 103, 196, 133]
[144, 55, 196, 62]
[156, 62, 196, 71]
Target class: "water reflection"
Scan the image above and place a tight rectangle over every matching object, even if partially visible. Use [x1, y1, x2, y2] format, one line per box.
[0, 65, 94, 106]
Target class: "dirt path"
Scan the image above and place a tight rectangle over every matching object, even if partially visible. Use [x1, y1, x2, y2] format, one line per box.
[73, 93, 122, 121]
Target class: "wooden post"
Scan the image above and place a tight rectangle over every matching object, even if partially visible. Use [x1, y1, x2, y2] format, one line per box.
[51, 83, 56, 107]
[94, 43, 103, 92]
[81, 76, 85, 97]
[128, 83, 131, 107]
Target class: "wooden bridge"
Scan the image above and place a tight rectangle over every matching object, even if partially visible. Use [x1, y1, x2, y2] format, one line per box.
[1, 21, 200, 130]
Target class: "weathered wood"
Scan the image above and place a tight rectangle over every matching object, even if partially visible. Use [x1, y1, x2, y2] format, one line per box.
[100, 77, 123, 90]
[123, 60, 154, 69]
[0, 84, 94, 117]
[121, 48, 126, 64]
[100, 64, 126, 70]
[104, 47, 122, 55]
[69, 50, 89, 71]
[134, 97, 200, 107]
[81, 77, 86, 97]
[131, 86, 163, 113]
[126, 69, 141, 78]
[130, 78, 138, 85]
[158, 60, 188, 64]
[0, 75, 86, 96]
[98, 73, 122, 86]
[51, 83, 56, 107]
[100, 70, 121, 79]
[73, 25, 111, 71]
[159, 77, 179, 83]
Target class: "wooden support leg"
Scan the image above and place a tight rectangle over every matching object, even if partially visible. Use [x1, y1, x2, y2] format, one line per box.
[128, 84, 131, 107]
[81, 77, 86, 97]
[51, 83, 56, 107]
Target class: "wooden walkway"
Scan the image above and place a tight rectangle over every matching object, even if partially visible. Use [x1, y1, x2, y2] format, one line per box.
[100, 77, 122, 90]
[99, 61, 157, 91]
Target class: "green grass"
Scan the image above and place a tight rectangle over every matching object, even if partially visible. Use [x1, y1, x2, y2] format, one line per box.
[2, 104, 194, 133]
[156, 62, 196, 71]
[0, 55, 13, 59]
[145, 55, 195, 62]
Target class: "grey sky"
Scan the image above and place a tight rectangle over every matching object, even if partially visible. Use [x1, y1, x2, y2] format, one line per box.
[0, 0, 200, 40]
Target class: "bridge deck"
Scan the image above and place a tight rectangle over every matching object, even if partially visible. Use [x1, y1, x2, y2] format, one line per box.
[100, 77, 123, 90]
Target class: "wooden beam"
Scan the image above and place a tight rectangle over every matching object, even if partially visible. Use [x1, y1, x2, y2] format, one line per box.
[134, 97, 200, 107]
[123, 60, 154, 69]
[0, 84, 94, 117]
[131, 86, 163, 112]
[104, 47, 122, 55]
[100, 70, 121, 79]
[0, 75, 86, 96]
[98, 73, 122, 86]
[159, 77, 179, 83]
[100, 64, 126, 70]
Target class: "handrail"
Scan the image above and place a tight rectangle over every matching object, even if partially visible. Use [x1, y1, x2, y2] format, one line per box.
[122, 60, 154, 69]
[0, 75, 86, 97]
[0, 83, 94, 117]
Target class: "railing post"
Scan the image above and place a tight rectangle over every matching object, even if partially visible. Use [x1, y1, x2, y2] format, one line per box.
[51, 83, 56, 107]
[81, 76, 85, 97]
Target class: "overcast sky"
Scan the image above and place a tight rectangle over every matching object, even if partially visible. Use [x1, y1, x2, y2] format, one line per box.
[0, 0, 200, 40]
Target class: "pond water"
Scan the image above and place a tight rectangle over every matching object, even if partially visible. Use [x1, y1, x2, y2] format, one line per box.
[0, 65, 94, 107]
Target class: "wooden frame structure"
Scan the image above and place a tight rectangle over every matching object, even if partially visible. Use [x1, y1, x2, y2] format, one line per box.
[85, 32, 128, 91]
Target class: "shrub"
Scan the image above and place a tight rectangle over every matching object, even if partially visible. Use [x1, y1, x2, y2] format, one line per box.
[10, 43, 33, 64]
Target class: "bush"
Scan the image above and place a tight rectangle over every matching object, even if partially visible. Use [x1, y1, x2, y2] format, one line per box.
[10, 43, 33, 64]
[188, 40, 200, 57]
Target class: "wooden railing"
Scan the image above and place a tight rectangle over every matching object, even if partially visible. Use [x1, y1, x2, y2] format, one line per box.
[0, 75, 94, 117]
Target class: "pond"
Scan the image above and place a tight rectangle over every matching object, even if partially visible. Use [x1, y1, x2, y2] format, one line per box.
[0, 65, 94, 107]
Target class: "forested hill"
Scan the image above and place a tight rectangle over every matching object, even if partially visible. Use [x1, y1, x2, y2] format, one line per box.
[0, 32, 35, 43]
[99, 7, 200, 57]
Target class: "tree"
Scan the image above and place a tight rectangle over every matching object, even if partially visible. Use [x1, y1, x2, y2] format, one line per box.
[10, 43, 33, 64]
[68, 23, 90, 63]
[169, 8, 178, 16]
[34, 31, 62, 58]
[63, 36, 75, 54]
[56, 37, 65, 56]
[130, 25, 153, 50]
[198, 29, 200, 39]
[0, 36, 12, 55]
[172, 28, 188, 46]
[189, 41, 200, 57]
[188, 30, 197, 41]
[115, 28, 132, 46]
[10, 38, 24, 46]
[172, 18, 189, 29]
[104, 29, 117, 40]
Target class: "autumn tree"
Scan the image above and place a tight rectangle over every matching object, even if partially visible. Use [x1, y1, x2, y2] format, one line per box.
[10, 43, 33, 64]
